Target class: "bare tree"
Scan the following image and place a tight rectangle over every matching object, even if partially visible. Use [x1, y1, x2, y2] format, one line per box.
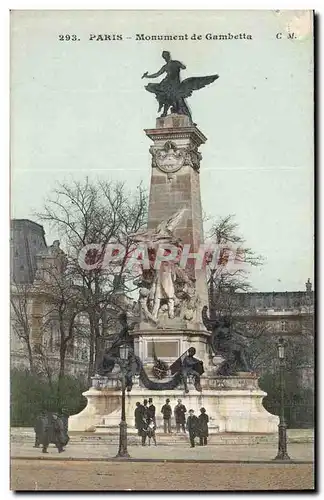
[10, 282, 35, 373]
[37, 179, 147, 384]
[205, 214, 263, 318]
[33, 343, 54, 388]
[10, 278, 70, 386]
[39, 268, 81, 383]
[203, 214, 278, 373]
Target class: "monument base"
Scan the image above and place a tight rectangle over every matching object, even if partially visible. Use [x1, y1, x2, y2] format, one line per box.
[69, 375, 279, 434]
[132, 326, 211, 373]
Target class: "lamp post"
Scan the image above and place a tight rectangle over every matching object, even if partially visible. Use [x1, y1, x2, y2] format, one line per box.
[274, 337, 291, 461]
[116, 343, 130, 458]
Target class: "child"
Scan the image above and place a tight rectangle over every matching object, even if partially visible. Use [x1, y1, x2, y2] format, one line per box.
[186, 409, 199, 448]
[147, 419, 157, 446]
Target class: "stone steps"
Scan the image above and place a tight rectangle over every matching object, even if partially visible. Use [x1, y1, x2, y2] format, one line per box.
[11, 428, 314, 445]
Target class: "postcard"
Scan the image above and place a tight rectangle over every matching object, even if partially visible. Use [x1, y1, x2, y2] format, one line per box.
[10, 10, 314, 492]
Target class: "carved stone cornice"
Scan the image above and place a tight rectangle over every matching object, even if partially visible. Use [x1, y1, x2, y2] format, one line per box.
[145, 126, 207, 148]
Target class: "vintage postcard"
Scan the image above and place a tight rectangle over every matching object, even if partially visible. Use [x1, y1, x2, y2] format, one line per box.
[10, 10, 314, 491]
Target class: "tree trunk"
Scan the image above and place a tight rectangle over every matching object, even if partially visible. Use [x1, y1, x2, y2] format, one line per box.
[209, 272, 217, 320]
[94, 318, 102, 369]
[59, 342, 66, 381]
[57, 336, 67, 409]
[93, 277, 102, 371]
[87, 314, 96, 386]
[57, 313, 68, 407]
[26, 340, 35, 374]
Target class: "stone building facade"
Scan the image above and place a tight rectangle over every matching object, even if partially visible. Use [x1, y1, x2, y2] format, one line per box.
[232, 284, 314, 337]
[211, 281, 314, 389]
[10, 219, 47, 284]
[10, 219, 89, 379]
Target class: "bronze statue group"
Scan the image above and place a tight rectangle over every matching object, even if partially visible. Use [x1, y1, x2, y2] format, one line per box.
[142, 50, 219, 123]
[134, 397, 209, 448]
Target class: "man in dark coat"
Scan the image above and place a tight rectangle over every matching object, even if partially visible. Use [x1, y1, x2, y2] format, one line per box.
[174, 399, 187, 433]
[186, 409, 199, 448]
[147, 398, 156, 426]
[59, 408, 70, 447]
[143, 399, 149, 419]
[33, 411, 47, 448]
[134, 401, 145, 436]
[41, 413, 67, 453]
[198, 407, 209, 446]
[161, 398, 172, 434]
[52, 413, 66, 452]
[140, 416, 149, 446]
[137, 401, 151, 447]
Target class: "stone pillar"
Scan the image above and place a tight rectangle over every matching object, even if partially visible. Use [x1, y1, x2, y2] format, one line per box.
[145, 114, 209, 327]
[129, 114, 211, 371]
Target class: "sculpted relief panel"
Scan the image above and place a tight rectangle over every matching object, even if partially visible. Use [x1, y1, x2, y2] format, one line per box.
[150, 141, 202, 176]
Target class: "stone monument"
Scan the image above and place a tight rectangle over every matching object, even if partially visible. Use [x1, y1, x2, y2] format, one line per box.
[69, 53, 278, 434]
[132, 112, 211, 372]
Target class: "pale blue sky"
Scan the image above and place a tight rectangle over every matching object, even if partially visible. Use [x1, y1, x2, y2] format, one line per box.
[10, 10, 314, 292]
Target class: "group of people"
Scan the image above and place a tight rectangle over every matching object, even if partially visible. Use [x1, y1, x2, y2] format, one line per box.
[134, 398, 209, 448]
[34, 410, 69, 454]
[134, 398, 157, 446]
[186, 408, 209, 448]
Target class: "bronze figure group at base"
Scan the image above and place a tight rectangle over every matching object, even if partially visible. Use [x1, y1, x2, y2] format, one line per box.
[97, 337, 204, 394]
[202, 306, 253, 376]
[96, 304, 253, 394]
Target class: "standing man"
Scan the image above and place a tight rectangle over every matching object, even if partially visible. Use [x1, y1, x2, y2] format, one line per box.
[147, 398, 156, 426]
[33, 410, 47, 448]
[198, 407, 209, 446]
[134, 401, 145, 436]
[186, 409, 199, 448]
[141, 418, 149, 446]
[143, 399, 149, 420]
[52, 414, 66, 453]
[161, 398, 172, 434]
[59, 408, 70, 447]
[174, 399, 187, 433]
[41, 413, 66, 454]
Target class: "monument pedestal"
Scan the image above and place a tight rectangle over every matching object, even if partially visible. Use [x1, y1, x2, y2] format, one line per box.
[132, 323, 211, 372]
[69, 374, 278, 434]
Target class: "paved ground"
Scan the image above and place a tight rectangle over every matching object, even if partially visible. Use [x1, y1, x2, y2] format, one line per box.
[11, 459, 315, 491]
[11, 440, 314, 462]
[10, 429, 315, 491]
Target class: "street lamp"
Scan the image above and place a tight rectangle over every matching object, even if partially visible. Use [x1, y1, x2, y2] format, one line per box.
[274, 337, 291, 461]
[115, 343, 130, 458]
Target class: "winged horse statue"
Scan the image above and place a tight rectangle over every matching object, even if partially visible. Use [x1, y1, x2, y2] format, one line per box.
[142, 51, 219, 122]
